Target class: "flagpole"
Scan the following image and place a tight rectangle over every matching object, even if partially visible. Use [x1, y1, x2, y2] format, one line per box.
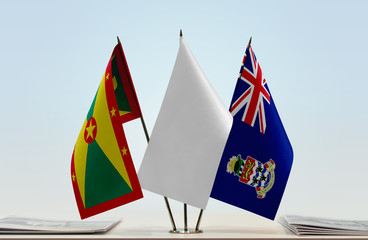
[180, 28, 188, 232]
[139, 117, 150, 143]
[164, 195, 177, 231]
[180, 29, 189, 233]
[184, 203, 188, 232]
[140, 115, 177, 231]
[248, 36, 252, 48]
[179, 29, 204, 234]
[197, 37, 253, 232]
[195, 209, 203, 231]
[116, 36, 177, 232]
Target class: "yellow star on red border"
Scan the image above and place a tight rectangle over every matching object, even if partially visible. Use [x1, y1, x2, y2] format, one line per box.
[110, 107, 116, 117]
[121, 147, 128, 156]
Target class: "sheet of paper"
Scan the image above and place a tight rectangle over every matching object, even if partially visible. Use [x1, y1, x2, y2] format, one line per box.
[280, 215, 368, 236]
[0, 216, 119, 234]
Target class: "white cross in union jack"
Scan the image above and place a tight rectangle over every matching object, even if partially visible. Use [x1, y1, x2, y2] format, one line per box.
[230, 46, 271, 134]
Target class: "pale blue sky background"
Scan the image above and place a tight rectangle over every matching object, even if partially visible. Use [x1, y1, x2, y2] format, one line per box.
[0, 0, 367, 223]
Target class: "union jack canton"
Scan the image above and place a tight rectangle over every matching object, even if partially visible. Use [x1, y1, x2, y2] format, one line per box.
[230, 46, 270, 134]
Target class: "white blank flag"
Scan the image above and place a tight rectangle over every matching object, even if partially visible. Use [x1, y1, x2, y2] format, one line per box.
[138, 37, 232, 209]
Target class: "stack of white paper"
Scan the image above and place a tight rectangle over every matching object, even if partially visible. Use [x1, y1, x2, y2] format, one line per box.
[0, 216, 119, 234]
[280, 215, 368, 236]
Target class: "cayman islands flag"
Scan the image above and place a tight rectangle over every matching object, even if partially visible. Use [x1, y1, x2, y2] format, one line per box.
[71, 40, 143, 219]
[210, 42, 293, 220]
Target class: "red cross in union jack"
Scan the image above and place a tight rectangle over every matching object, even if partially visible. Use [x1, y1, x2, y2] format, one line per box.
[230, 46, 271, 134]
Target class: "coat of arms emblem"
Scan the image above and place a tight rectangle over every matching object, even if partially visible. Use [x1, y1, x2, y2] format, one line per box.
[227, 155, 275, 198]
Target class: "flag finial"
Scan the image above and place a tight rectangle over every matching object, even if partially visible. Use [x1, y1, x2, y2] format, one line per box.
[117, 36, 121, 44]
[247, 37, 252, 48]
[180, 29, 183, 37]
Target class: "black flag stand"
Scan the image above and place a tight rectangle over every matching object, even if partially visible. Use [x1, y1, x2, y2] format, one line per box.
[116, 36, 177, 232]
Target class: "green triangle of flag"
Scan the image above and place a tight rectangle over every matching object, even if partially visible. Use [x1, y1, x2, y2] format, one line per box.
[111, 56, 132, 113]
[84, 140, 133, 209]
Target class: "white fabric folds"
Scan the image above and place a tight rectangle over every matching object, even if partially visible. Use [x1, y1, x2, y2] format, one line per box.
[138, 37, 232, 209]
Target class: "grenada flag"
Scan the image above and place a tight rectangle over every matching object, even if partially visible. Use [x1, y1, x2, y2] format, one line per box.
[71, 40, 143, 219]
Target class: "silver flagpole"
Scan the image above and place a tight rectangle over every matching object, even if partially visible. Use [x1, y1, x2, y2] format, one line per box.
[140, 115, 177, 232]
[178, 30, 203, 234]
[164, 196, 177, 231]
[192, 36, 253, 233]
[117, 36, 177, 232]
[180, 30, 189, 234]
[195, 209, 203, 231]
[184, 203, 188, 232]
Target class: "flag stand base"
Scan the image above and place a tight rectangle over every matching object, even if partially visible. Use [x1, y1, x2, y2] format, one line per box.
[165, 202, 204, 234]
[168, 204, 204, 234]
[169, 229, 203, 234]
